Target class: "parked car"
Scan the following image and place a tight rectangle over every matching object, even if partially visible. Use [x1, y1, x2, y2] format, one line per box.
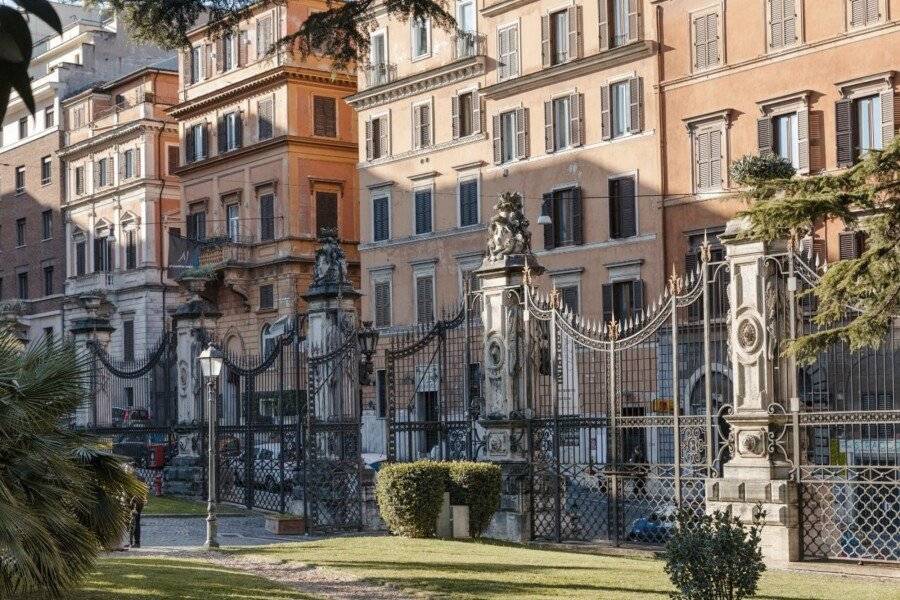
[229, 443, 298, 491]
[112, 431, 172, 468]
[626, 506, 677, 543]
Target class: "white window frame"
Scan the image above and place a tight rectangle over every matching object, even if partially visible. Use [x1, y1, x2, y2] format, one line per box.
[191, 123, 206, 160]
[410, 17, 432, 60]
[685, 111, 730, 193]
[190, 45, 205, 83]
[223, 31, 238, 71]
[765, 0, 804, 51]
[550, 93, 572, 151]
[456, 174, 481, 228]
[412, 264, 437, 324]
[846, 0, 886, 30]
[457, 0, 477, 33]
[369, 111, 391, 160]
[547, 7, 570, 66]
[226, 203, 240, 241]
[371, 189, 392, 242]
[412, 183, 435, 236]
[499, 109, 517, 164]
[497, 21, 521, 83]
[370, 268, 394, 328]
[689, 4, 724, 74]
[225, 111, 240, 151]
[608, 75, 633, 139]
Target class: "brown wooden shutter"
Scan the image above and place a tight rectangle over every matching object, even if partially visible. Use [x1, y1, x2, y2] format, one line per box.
[838, 230, 861, 260]
[218, 116, 227, 153]
[783, 0, 797, 45]
[473, 94, 483, 134]
[693, 16, 707, 70]
[492, 114, 502, 164]
[770, 0, 784, 48]
[508, 26, 519, 77]
[709, 129, 722, 189]
[185, 127, 195, 162]
[216, 38, 225, 72]
[118, 152, 125, 179]
[880, 89, 895, 146]
[544, 100, 554, 153]
[567, 6, 580, 61]
[542, 193, 555, 250]
[134, 149, 141, 178]
[570, 93, 583, 147]
[628, 77, 643, 134]
[572, 187, 584, 245]
[168, 145, 180, 173]
[413, 105, 422, 148]
[600, 84, 611, 140]
[498, 28, 509, 80]
[416, 276, 434, 323]
[106, 157, 114, 185]
[516, 107, 528, 158]
[375, 281, 391, 327]
[865, 0, 879, 22]
[627, 0, 640, 43]
[541, 14, 550, 67]
[202, 123, 210, 158]
[835, 99, 853, 167]
[797, 108, 810, 173]
[184, 50, 193, 84]
[206, 44, 213, 77]
[382, 112, 390, 156]
[696, 130, 710, 189]
[706, 13, 719, 66]
[451, 95, 460, 139]
[602, 283, 614, 324]
[631, 280, 644, 318]
[599, 0, 610, 50]
[238, 31, 248, 66]
[365, 118, 373, 160]
[757, 117, 773, 155]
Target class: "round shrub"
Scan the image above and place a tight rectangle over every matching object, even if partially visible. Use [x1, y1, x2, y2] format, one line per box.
[375, 461, 447, 538]
[730, 153, 795, 185]
[446, 462, 502, 537]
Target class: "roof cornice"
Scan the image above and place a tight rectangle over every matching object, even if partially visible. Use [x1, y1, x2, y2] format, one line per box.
[58, 120, 175, 158]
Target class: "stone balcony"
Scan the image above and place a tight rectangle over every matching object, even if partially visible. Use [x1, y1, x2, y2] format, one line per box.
[65, 267, 169, 297]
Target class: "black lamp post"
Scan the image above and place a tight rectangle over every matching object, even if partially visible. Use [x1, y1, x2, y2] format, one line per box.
[357, 321, 379, 386]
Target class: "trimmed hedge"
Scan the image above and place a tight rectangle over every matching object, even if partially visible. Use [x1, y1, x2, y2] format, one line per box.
[446, 462, 502, 538]
[375, 461, 447, 538]
[375, 460, 502, 539]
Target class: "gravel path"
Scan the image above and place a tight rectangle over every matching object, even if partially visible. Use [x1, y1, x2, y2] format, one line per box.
[128, 547, 419, 600]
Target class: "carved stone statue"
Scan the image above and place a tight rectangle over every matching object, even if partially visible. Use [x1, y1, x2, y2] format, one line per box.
[486, 192, 532, 262]
[312, 227, 349, 288]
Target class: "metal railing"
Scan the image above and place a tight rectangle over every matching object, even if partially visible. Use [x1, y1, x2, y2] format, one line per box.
[364, 62, 396, 87]
[453, 31, 486, 59]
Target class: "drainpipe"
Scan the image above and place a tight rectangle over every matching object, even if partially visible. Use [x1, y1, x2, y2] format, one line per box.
[655, 3, 670, 284]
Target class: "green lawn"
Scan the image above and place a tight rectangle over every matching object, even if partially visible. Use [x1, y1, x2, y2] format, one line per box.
[66, 556, 318, 600]
[143, 495, 208, 516]
[232, 536, 900, 600]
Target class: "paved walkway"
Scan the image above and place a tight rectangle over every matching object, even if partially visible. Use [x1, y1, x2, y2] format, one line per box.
[134, 515, 303, 549]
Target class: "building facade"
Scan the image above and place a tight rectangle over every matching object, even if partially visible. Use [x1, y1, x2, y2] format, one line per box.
[658, 0, 899, 270]
[171, 0, 360, 356]
[350, 0, 666, 333]
[60, 66, 185, 360]
[0, 7, 172, 342]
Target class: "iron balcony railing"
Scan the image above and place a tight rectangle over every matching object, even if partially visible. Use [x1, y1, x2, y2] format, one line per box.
[452, 31, 486, 59]
[364, 62, 397, 87]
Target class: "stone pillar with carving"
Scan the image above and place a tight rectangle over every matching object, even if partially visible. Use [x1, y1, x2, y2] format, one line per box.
[475, 192, 543, 541]
[69, 295, 115, 427]
[706, 217, 799, 561]
[303, 230, 360, 435]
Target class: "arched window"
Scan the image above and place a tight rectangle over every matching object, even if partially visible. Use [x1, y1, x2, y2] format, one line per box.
[94, 220, 114, 273]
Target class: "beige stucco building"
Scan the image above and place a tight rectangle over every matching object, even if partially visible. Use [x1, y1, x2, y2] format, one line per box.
[170, 0, 360, 356]
[60, 66, 185, 360]
[350, 0, 667, 338]
[657, 0, 899, 270]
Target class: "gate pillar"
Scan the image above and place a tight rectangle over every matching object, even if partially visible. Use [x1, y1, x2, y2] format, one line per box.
[708, 217, 800, 561]
[475, 192, 543, 541]
[70, 295, 115, 427]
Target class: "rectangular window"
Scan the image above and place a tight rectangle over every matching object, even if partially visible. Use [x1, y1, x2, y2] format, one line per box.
[223, 31, 236, 71]
[414, 189, 433, 235]
[97, 158, 109, 187]
[456, 91, 474, 137]
[609, 176, 636, 239]
[316, 191, 338, 237]
[75, 166, 85, 194]
[552, 188, 577, 246]
[769, 0, 798, 48]
[550, 10, 569, 65]
[612, 0, 630, 47]
[497, 25, 519, 81]
[41, 210, 52, 240]
[558, 285, 579, 313]
[258, 98, 274, 141]
[257, 15, 274, 57]
[41, 156, 51, 184]
[125, 230, 137, 270]
[18, 117, 27, 139]
[773, 112, 799, 168]
[692, 12, 720, 71]
[259, 284, 274, 309]
[367, 115, 389, 160]
[552, 96, 570, 151]
[313, 96, 337, 137]
[413, 102, 431, 148]
[223, 111, 241, 151]
[15, 218, 25, 246]
[855, 94, 883, 157]
[611, 81, 630, 138]
[123, 320, 135, 362]
[373, 195, 390, 242]
[73, 107, 84, 128]
[603, 279, 644, 323]
[94, 237, 113, 272]
[43, 266, 54, 296]
[376, 369, 387, 417]
[15, 166, 24, 193]
[693, 127, 723, 191]
[500, 111, 516, 163]
[76, 241, 86, 275]
[45, 107, 54, 128]
[123, 149, 135, 179]
[411, 18, 430, 58]
[187, 210, 207, 241]
[849, 0, 881, 28]
[369, 32, 388, 85]
[259, 193, 275, 241]
[227, 203, 240, 241]
[190, 45, 202, 83]
[17, 272, 27, 300]
[415, 274, 434, 323]
[459, 179, 479, 227]
[190, 123, 206, 161]
[374, 279, 392, 328]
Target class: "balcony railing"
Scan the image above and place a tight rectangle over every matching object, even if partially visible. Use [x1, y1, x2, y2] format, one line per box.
[364, 62, 397, 87]
[453, 32, 486, 60]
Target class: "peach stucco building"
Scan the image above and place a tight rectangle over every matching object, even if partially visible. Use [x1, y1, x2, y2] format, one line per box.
[170, 0, 360, 355]
[350, 0, 667, 339]
[61, 65, 185, 359]
[657, 0, 899, 270]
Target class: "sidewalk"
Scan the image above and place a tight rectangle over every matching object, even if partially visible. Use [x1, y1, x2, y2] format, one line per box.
[125, 515, 306, 549]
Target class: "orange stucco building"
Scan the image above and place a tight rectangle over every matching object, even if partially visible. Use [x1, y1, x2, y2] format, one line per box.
[170, 0, 360, 355]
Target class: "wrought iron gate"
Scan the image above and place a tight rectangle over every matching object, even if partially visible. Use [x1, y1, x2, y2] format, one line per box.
[525, 251, 733, 544]
[385, 298, 483, 463]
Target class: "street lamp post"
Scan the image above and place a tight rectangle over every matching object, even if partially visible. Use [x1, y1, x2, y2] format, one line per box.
[357, 321, 379, 386]
[198, 344, 224, 549]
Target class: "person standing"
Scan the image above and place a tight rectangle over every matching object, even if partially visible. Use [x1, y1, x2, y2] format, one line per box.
[128, 490, 146, 548]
